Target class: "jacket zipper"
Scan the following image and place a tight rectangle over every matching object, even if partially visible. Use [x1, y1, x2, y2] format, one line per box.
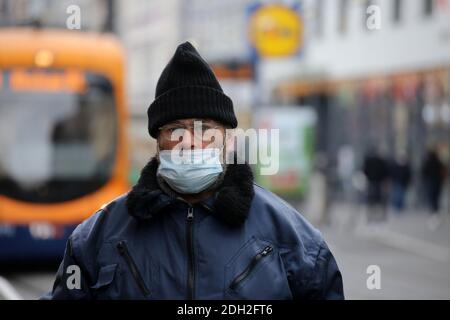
[229, 245, 274, 290]
[186, 206, 195, 300]
[116, 240, 150, 298]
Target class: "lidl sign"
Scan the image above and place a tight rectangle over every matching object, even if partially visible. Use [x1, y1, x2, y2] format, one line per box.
[248, 3, 304, 58]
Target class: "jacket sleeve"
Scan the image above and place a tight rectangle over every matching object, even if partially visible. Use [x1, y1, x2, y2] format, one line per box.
[41, 208, 108, 300]
[286, 239, 344, 300]
[40, 237, 93, 300]
[311, 241, 345, 300]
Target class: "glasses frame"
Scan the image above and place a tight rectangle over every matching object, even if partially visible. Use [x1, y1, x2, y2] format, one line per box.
[158, 122, 223, 143]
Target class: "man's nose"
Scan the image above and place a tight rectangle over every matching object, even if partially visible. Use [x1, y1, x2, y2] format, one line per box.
[180, 129, 195, 150]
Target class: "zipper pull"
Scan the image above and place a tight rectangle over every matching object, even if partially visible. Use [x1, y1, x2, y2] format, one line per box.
[117, 240, 125, 254]
[261, 246, 273, 256]
[187, 206, 194, 221]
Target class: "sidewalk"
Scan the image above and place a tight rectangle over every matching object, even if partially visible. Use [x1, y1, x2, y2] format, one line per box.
[316, 202, 450, 299]
[327, 202, 450, 251]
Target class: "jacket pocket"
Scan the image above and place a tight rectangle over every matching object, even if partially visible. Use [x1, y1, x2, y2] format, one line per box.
[229, 245, 274, 290]
[224, 238, 292, 300]
[91, 264, 118, 289]
[90, 264, 118, 299]
[116, 240, 151, 298]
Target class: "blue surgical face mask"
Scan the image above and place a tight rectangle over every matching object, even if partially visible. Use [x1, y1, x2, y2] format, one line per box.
[157, 148, 223, 194]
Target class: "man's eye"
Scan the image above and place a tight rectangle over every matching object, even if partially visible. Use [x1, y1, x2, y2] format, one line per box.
[168, 127, 181, 133]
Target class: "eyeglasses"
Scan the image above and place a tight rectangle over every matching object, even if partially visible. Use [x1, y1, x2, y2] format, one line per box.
[158, 122, 223, 142]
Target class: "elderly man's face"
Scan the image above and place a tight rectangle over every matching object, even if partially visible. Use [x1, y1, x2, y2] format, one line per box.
[157, 118, 231, 152]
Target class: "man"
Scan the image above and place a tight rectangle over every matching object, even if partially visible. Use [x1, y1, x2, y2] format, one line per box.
[43, 42, 344, 300]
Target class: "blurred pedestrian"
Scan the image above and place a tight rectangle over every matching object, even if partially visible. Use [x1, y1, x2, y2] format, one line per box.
[389, 151, 411, 212]
[337, 145, 355, 202]
[307, 153, 330, 226]
[421, 149, 445, 229]
[363, 148, 390, 223]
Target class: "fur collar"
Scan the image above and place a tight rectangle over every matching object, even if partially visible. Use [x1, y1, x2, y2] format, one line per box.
[125, 156, 254, 227]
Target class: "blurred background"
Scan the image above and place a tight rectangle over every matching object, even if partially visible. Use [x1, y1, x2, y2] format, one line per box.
[0, 0, 449, 299]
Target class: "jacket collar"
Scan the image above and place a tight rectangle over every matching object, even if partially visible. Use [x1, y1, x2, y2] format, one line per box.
[125, 155, 255, 227]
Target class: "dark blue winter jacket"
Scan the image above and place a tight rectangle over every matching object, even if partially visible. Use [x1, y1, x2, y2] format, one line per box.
[43, 158, 344, 300]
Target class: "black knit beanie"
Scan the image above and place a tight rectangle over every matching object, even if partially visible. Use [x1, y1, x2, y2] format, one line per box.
[147, 41, 238, 138]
